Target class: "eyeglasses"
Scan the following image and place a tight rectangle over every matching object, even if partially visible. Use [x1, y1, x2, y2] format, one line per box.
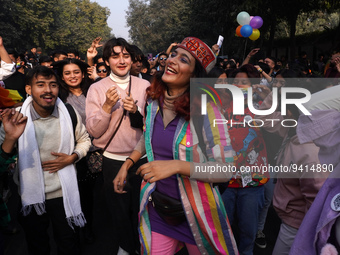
[160, 57, 167, 60]
[97, 69, 107, 73]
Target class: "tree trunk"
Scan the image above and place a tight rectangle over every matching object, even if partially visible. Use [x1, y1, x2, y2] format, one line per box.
[289, 13, 298, 61]
[267, 15, 277, 57]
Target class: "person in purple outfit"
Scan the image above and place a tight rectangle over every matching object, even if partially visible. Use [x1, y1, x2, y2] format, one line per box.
[290, 109, 340, 255]
[113, 37, 238, 255]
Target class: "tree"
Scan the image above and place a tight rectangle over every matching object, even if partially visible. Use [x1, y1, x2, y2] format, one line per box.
[126, 0, 340, 62]
[0, 0, 112, 55]
[127, 0, 191, 53]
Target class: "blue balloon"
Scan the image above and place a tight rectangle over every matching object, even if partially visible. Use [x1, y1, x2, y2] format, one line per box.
[240, 25, 253, 38]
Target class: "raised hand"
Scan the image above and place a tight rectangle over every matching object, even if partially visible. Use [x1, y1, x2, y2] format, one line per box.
[122, 92, 137, 113]
[91, 37, 103, 49]
[252, 84, 271, 100]
[1, 108, 27, 141]
[102, 86, 120, 113]
[0, 108, 27, 154]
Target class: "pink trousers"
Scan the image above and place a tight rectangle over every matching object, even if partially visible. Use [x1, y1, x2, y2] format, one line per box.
[151, 231, 200, 255]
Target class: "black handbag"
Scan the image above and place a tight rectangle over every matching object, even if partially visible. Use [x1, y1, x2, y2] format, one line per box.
[151, 190, 186, 226]
[87, 149, 103, 174]
[86, 112, 125, 174]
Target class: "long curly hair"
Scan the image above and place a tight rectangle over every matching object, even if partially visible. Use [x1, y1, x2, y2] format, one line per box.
[146, 59, 206, 121]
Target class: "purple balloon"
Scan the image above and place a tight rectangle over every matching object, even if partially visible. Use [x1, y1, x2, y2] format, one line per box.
[240, 25, 253, 38]
[250, 16, 263, 29]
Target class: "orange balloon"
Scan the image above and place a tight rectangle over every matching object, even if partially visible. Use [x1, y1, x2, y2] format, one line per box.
[236, 25, 243, 37]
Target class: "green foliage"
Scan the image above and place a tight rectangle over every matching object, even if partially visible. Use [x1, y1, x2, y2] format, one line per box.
[126, 0, 340, 59]
[127, 0, 192, 53]
[0, 0, 112, 55]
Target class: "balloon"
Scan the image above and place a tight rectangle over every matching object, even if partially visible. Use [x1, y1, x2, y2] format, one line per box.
[250, 16, 254, 21]
[249, 29, 260, 41]
[236, 25, 243, 37]
[250, 16, 263, 29]
[240, 25, 253, 37]
[237, 11, 250, 26]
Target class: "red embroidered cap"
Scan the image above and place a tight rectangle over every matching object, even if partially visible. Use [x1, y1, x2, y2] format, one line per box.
[177, 37, 216, 73]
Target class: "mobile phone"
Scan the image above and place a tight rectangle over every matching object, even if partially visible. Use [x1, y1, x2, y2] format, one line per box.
[147, 53, 153, 60]
[217, 35, 224, 49]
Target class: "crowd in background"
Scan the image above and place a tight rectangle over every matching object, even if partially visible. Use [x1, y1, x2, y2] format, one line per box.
[0, 34, 340, 255]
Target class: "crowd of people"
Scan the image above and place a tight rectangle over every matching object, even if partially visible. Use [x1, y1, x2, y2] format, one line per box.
[0, 33, 340, 255]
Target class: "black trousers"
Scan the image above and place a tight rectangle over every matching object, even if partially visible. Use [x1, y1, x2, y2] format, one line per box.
[76, 157, 97, 229]
[18, 197, 79, 255]
[102, 156, 146, 254]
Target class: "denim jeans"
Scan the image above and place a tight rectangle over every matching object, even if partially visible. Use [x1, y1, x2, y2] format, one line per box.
[258, 178, 275, 231]
[221, 185, 265, 255]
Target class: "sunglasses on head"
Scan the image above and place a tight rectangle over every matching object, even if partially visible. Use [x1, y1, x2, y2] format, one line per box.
[160, 57, 167, 60]
[97, 69, 107, 73]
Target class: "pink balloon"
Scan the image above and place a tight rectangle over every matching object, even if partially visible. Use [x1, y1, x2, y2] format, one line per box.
[250, 16, 254, 21]
[250, 16, 263, 29]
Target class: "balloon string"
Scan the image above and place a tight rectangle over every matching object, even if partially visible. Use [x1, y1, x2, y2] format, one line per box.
[243, 38, 248, 61]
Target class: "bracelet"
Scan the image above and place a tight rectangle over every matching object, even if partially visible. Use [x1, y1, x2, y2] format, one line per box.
[126, 157, 135, 165]
[257, 68, 263, 73]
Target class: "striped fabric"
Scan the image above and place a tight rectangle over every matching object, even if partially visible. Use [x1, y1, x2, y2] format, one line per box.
[204, 102, 234, 164]
[139, 100, 238, 255]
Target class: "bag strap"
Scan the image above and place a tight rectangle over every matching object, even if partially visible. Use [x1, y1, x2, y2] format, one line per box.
[65, 103, 77, 140]
[103, 77, 132, 152]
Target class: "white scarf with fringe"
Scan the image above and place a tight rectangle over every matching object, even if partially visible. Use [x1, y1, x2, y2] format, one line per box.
[18, 97, 86, 228]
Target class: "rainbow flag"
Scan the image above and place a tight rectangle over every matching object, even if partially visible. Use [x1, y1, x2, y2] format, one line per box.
[0, 87, 23, 108]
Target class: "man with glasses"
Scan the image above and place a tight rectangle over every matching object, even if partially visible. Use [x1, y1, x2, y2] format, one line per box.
[96, 62, 109, 79]
[156, 52, 167, 72]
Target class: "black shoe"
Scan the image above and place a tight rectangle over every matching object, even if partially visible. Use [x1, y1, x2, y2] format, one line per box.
[255, 230, 267, 249]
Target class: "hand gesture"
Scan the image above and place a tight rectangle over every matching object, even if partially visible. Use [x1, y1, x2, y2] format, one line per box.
[248, 48, 260, 57]
[0, 108, 27, 141]
[104, 86, 120, 108]
[122, 92, 137, 113]
[87, 66, 99, 81]
[87, 46, 98, 60]
[42, 152, 77, 173]
[87, 37, 103, 61]
[91, 37, 103, 49]
[212, 44, 219, 55]
[252, 84, 271, 100]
